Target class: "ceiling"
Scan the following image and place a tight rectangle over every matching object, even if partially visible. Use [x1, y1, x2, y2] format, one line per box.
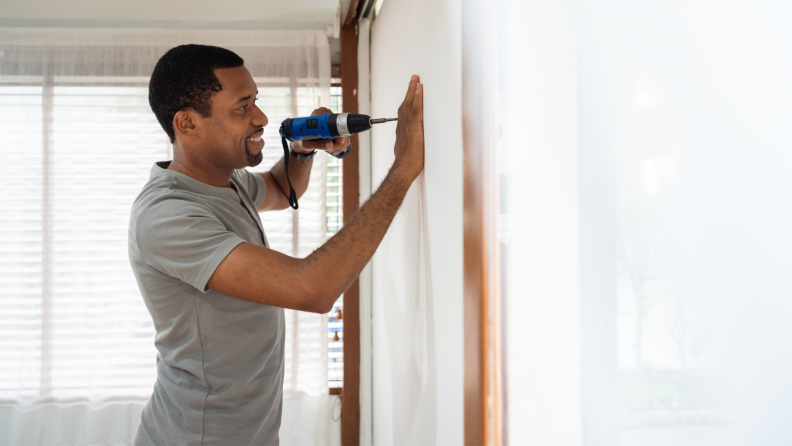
[0, 0, 340, 27]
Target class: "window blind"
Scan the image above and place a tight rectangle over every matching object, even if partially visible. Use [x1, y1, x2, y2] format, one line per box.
[326, 84, 344, 389]
[0, 77, 162, 403]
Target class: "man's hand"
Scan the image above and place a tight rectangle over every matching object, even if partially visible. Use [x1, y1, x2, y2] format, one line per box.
[290, 107, 350, 157]
[393, 75, 425, 181]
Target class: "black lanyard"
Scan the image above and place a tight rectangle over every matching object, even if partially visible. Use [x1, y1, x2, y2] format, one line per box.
[281, 136, 300, 210]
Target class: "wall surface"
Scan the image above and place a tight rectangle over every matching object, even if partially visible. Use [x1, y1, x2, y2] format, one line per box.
[369, 0, 464, 444]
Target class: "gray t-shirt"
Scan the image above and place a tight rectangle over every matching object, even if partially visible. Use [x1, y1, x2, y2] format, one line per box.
[128, 161, 285, 445]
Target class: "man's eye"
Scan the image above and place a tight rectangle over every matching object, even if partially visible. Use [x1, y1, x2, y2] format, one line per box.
[239, 99, 258, 111]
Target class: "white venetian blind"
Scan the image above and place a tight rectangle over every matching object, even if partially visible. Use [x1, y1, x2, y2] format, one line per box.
[0, 77, 163, 403]
[326, 84, 344, 389]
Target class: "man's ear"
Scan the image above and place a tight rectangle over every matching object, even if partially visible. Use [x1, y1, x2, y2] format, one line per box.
[173, 110, 199, 141]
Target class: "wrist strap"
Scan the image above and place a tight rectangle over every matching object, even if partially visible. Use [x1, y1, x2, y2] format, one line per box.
[281, 136, 299, 209]
[280, 139, 355, 210]
[290, 146, 317, 160]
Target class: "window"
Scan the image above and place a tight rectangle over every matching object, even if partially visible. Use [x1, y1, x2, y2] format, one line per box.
[0, 77, 162, 403]
[0, 75, 336, 403]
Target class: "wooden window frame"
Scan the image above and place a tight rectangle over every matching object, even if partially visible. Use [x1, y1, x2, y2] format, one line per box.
[339, 1, 364, 444]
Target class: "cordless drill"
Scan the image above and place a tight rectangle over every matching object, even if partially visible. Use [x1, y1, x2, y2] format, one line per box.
[278, 113, 397, 209]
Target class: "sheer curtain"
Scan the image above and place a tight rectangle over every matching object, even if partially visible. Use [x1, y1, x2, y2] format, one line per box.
[0, 27, 334, 445]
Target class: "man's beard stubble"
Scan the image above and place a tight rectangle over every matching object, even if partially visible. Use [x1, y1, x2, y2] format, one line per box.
[246, 146, 263, 167]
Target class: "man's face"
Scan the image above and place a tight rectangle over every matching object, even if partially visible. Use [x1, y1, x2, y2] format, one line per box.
[200, 66, 268, 168]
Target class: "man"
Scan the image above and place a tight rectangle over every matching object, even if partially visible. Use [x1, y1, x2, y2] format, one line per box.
[128, 44, 423, 445]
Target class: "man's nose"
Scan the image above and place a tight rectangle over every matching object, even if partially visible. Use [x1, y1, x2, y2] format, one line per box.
[252, 105, 268, 128]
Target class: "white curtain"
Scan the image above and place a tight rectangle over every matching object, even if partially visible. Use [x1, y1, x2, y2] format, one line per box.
[0, 27, 334, 445]
[491, 0, 792, 445]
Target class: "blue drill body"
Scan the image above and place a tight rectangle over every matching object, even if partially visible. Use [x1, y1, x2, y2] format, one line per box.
[282, 114, 335, 141]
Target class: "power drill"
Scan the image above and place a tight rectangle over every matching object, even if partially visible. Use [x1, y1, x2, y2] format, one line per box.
[278, 113, 397, 209]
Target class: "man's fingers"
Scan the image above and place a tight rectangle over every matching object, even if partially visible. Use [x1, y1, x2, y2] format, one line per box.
[298, 137, 347, 153]
[411, 82, 423, 122]
[332, 137, 348, 154]
[299, 139, 326, 151]
[310, 107, 333, 117]
[401, 75, 419, 110]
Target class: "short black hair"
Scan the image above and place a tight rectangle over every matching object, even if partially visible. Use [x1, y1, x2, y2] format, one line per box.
[149, 44, 244, 143]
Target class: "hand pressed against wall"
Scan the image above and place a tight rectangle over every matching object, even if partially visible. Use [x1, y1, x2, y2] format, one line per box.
[394, 75, 425, 180]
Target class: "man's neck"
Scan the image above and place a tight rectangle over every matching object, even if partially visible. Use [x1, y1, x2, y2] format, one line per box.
[167, 155, 235, 188]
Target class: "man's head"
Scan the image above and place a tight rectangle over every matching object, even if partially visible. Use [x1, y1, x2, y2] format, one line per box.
[149, 44, 268, 169]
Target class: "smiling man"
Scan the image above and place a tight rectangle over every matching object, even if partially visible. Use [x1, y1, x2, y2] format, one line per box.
[128, 44, 424, 445]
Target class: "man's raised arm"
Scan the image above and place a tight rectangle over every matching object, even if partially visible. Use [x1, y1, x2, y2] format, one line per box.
[207, 75, 424, 313]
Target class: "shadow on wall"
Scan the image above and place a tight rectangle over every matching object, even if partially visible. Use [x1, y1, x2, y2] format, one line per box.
[381, 173, 438, 444]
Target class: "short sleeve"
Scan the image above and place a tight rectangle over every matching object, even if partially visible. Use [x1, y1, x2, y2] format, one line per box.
[133, 193, 245, 292]
[235, 169, 268, 208]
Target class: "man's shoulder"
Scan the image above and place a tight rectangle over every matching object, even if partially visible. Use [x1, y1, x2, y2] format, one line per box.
[132, 180, 169, 218]
[132, 173, 209, 216]
[127, 174, 228, 264]
[129, 175, 219, 240]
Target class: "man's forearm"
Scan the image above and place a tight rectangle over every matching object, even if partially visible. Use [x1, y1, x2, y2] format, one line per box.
[299, 164, 415, 308]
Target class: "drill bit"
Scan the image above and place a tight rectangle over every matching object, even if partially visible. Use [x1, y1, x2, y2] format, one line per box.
[369, 117, 398, 125]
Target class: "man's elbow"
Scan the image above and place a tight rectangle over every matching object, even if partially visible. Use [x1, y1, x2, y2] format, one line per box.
[297, 286, 337, 314]
[302, 301, 334, 314]
[287, 260, 338, 313]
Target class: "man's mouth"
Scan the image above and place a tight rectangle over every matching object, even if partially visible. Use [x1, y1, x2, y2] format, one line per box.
[246, 132, 265, 150]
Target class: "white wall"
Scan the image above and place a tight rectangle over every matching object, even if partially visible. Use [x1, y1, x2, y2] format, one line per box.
[369, 0, 464, 444]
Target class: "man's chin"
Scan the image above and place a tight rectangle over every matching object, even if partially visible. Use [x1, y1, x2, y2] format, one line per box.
[246, 148, 264, 168]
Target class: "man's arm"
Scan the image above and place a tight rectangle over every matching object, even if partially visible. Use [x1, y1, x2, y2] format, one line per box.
[258, 107, 350, 212]
[207, 75, 424, 313]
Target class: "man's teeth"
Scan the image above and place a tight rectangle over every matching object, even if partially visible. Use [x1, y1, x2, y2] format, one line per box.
[247, 136, 262, 142]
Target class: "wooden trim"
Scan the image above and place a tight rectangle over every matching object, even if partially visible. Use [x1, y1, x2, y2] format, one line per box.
[462, 0, 503, 444]
[461, 90, 486, 446]
[330, 387, 342, 395]
[343, 0, 361, 25]
[340, 23, 361, 446]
